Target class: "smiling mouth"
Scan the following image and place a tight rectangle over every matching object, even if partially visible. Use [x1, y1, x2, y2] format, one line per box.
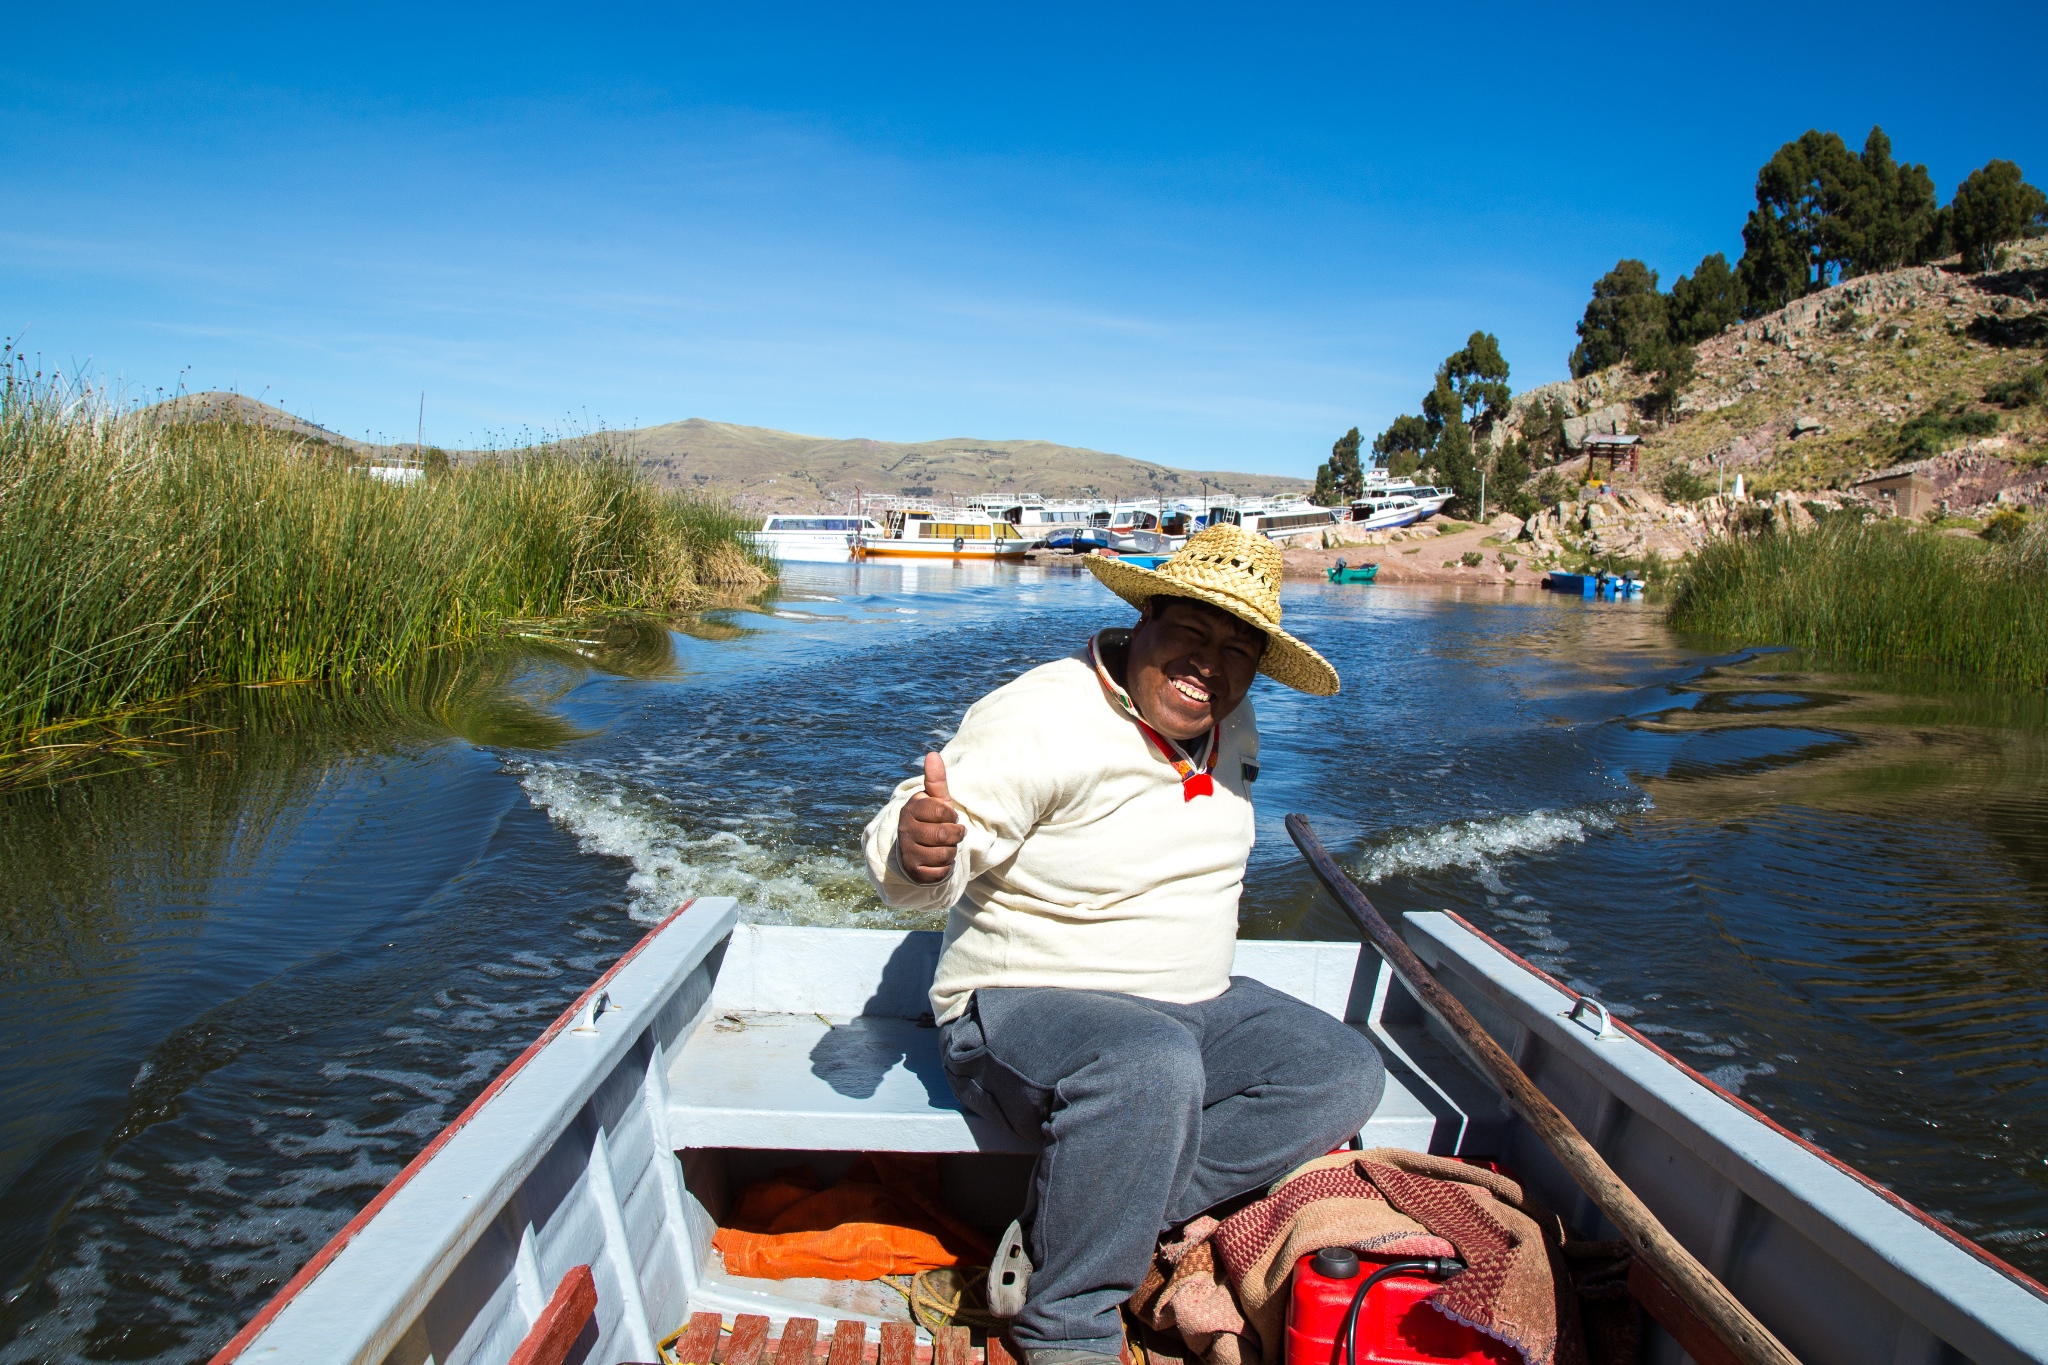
[1170, 676, 1212, 706]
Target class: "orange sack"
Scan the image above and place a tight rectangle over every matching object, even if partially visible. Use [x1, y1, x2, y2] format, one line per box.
[712, 1154, 995, 1281]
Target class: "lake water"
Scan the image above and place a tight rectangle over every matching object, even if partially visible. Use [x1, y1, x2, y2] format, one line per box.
[2, 561, 2044, 1361]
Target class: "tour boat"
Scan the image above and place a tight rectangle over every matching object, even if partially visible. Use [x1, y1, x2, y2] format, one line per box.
[1346, 474, 1454, 531]
[854, 509, 1033, 560]
[1097, 503, 1193, 550]
[207, 896, 2048, 1365]
[966, 499, 1101, 535]
[752, 516, 887, 564]
[1203, 500, 1340, 543]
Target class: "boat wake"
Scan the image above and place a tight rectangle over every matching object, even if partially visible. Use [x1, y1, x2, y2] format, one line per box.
[1355, 805, 1629, 888]
[516, 762, 930, 930]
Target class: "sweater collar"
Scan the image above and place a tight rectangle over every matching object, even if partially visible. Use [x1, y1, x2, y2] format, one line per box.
[1089, 628, 1143, 723]
[1089, 630, 1219, 798]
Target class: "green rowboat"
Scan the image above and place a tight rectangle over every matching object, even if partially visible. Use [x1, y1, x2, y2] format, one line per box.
[1326, 561, 1379, 584]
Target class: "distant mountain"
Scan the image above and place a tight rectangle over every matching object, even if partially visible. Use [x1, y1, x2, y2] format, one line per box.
[149, 392, 376, 452]
[606, 418, 1307, 506]
[145, 399, 1309, 508]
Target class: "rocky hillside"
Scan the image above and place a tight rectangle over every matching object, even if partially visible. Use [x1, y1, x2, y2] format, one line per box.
[1285, 248, 2048, 583]
[1507, 239, 2048, 513]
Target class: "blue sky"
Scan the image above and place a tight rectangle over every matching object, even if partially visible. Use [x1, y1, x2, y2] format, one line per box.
[4, 3, 2042, 476]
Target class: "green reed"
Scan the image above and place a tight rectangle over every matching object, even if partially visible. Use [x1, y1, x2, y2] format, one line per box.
[0, 360, 772, 766]
[1666, 518, 2048, 686]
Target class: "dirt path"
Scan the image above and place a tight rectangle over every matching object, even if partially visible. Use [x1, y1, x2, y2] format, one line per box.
[1281, 517, 1540, 586]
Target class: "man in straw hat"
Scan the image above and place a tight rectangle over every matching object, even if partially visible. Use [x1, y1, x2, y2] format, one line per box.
[863, 524, 1385, 1365]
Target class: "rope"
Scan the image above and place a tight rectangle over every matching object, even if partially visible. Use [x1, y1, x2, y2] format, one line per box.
[881, 1266, 1007, 1335]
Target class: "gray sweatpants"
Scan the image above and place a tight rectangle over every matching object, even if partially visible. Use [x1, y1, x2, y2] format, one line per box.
[938, 977, 1386, 1355]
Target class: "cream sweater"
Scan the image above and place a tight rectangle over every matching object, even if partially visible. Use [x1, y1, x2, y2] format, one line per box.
[862, 635, 1259, 1022]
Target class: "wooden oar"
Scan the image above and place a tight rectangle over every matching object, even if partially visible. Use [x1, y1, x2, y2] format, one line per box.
[1285, 813, 1800, 1365]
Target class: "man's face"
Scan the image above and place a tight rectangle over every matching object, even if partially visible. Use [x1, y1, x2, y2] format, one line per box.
[1126, 597, 1266, 741]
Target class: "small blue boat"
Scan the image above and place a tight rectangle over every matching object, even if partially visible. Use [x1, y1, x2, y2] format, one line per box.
[1544, 571, 1643, 600]
[1114, 553, 1171, 569]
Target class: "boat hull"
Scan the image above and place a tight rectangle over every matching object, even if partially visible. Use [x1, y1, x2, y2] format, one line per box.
[752, 534, 859, 563]
[214, 904, 2048, 1365]
[1544, 571, 1643, 599]
[1326, 565, 1378, 584]
[854, 541, 1031, 560]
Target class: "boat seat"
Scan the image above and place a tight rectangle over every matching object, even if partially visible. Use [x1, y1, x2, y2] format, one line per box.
[663, 928, 1451, 1154]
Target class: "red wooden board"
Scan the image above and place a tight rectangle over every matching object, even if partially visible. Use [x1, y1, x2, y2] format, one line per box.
[878, 1321, 917, 1365]
[726, 1315, 773, 1365]
[774, 1316, 819, 1365]
[827, 1320, 867, 1365]
[672, 1311, 723, 1365]
[508, 1265, 598, 1365]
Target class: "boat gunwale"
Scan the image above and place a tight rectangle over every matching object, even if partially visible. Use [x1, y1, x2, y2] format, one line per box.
[1429, 908, 2048, 1307]
[206, 897, 723, 1365]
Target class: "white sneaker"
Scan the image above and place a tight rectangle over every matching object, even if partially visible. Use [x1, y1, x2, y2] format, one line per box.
[988, 1219, 1032, 1318]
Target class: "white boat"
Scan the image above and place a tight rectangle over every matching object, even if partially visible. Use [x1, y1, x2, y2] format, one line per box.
[968, 498, 1099, 532]
[751, 515, 885, 564]
[855, 509, 1033, 560]
[1345, 490, 1447, 532]
[1204, 499, 1340, 543]
[1346, 472, 1454, 531]
[1095, 503, 1192, 551]
[205, 896, 2048, 1365]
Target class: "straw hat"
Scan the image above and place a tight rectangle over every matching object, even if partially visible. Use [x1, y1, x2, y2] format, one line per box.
[1085, 524, 1340, 696]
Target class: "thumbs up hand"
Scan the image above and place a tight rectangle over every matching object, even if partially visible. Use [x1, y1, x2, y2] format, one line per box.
[899, 751, 966, 885]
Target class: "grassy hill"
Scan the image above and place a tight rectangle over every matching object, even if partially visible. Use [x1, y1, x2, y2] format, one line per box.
[600, 418, 1306, 506]
[146, 400, 1309, 508]
[149, 391, 377, 453]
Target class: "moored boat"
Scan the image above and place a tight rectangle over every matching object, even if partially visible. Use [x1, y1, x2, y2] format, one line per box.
[1345, 473, 1454, 531]
[1544, 571, 1644, 600]
[751, 515, 886, 564]
[855, 509, 1033, 560]
[1204, 500, 1340, 543]
[208, 897, 2048, 1365]
[1326, 561, 1379, 584]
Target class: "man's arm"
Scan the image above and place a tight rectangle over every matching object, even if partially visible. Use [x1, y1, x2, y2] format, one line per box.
[863, 689, 1058, 910]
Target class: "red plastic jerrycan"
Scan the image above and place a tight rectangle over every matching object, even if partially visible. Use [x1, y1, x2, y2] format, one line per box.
[1284, 1247, 1516, 1365]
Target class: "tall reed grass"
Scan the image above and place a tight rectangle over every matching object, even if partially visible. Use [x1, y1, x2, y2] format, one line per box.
[1666, 519, 2048, 685]
[0, 360, 772, 767]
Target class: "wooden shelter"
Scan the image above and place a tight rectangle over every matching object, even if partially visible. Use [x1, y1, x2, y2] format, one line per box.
[1581, 432, 1640, 475]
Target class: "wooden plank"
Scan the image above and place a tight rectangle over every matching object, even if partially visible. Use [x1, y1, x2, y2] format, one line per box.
[932, 1326, 970, 1365]
[827, 1321, 866, 1365]
[774, 1316, 819, 1365]
[725, 1315, 773, 1365]
[671, 1312, 724, 1365]
[984, 1335, 1014, 1365]
[508, 1265, 598, 1365]
[877, 1322, 917, 1365]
